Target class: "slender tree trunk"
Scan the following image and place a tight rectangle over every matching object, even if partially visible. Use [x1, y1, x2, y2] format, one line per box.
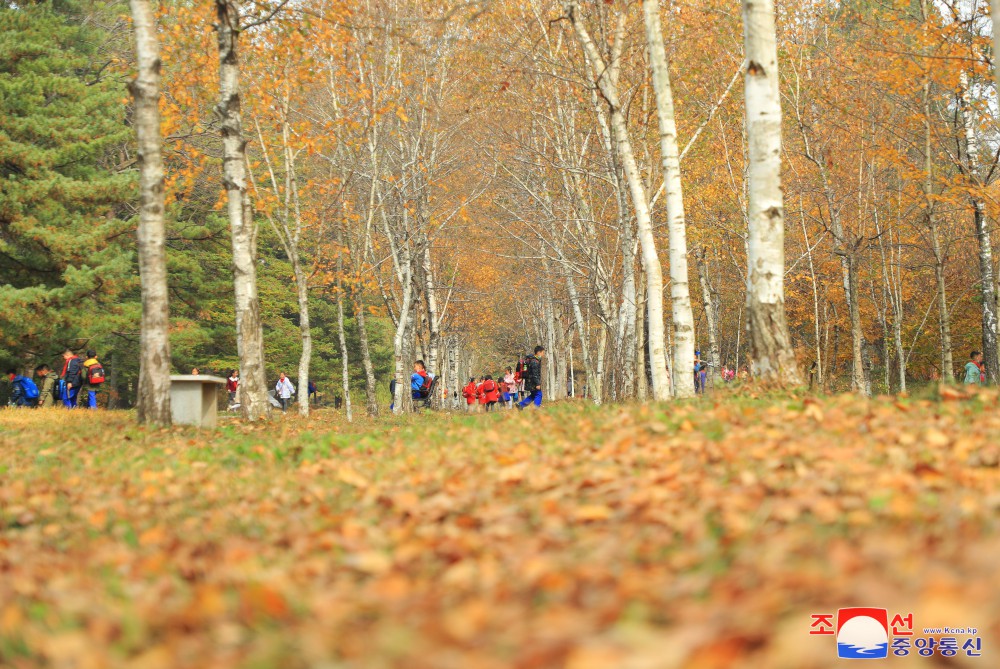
[216, 0, 268, 420]
[636, 278, 648, 400]
[392, 261, 415, 415]
[643, 0, 696, 398]
[288, 259, 311, 416]
[959, 72, 999, 383]
[846, 256, 868, 395]
[923, 84, 953, 381]
[741, 0, 801, 384]
[420, 236, 441, 384]
[696, 250, 721, 384]
[799, 201, 823, 385]
[334, 246, 351, 421]
[130, 0, 171, 425]
[566, 2, 671, 400]
[353, 288, 379, 416]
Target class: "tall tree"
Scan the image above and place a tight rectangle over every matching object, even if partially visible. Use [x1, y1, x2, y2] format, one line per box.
[565, 0, 673, 400]
[742, 0, 801, 383]
[129, 0, 171, 424]
[215, 0, 268, 420]
[0, 4, 133, 358]
[642, 0, 696, 398]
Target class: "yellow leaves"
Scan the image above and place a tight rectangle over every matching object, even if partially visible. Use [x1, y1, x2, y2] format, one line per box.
[5, 395, 1000, 666]
[336, 463, 369, 489]
[345, 550, 392, 575]
[574, 504, 612, 522]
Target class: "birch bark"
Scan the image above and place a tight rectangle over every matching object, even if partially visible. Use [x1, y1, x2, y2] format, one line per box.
[565, 1, 672, 400]
[130, 0, 171, 425]
[958, 71, 998, 383]
[741, 0, 801, 383]
[642, 0, 695, 398]
[215, 0, 268, 420]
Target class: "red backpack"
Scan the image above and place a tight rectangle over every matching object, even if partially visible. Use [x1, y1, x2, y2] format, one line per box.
[87, 362, 105, 385]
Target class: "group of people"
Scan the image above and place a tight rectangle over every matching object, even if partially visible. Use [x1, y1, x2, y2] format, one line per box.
[6, 349, 105, 408]
[461, 346, 545, 411]
[225, 369, 319, 412]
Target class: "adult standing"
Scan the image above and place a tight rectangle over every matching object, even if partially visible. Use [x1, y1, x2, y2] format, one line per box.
[275, 372, 295, 412]
[516, 346, 545, 410]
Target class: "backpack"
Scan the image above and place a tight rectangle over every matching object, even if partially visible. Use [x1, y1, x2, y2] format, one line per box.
[419, 373, 432, 392]
[87, 362, 105, 385]
[17, 377, 40, 400]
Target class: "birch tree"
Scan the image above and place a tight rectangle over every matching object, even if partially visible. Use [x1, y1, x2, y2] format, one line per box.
[741, 0, 801, 384]
[564, 0, 672, 400]
[215, 0, 268, 420]
[642, 0, 696, 398]
[130, 0, 171, 425]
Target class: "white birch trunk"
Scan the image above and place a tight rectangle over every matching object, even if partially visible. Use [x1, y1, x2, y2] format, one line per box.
[741, 0, 802, 383]
[129, 0, 171, 425]
[959, 71, 999, 383]
[696, 250, 721, 385]
[643, 0, 696, 398]
[336, 283, 352, 422]
[215, 0, 268, 420]
[565, 2, 671, 400]
[294, 259, 311, 416]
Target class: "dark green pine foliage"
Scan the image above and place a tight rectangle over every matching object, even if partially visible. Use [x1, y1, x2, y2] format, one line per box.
[0, 2, 134, 359]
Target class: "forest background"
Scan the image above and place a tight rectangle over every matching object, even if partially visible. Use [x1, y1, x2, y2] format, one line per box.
[2, 0, 998, 409]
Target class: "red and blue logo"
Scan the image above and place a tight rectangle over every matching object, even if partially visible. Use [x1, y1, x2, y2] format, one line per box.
[837, 607, 889, 659]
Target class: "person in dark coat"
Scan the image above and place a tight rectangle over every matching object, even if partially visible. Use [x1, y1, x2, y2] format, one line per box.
[516, 346, 545, 410]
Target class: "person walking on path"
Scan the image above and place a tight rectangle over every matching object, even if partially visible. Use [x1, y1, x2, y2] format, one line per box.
[516, 346, 545, 410]
[275, 372, 295, 412]
[226, 370, 239, 407]
[78, 350, 104, 409]
[35, 364, 59, 408]
[963, 351, 985, 385]
[6, 369, 38, 407]
[480, 375, 499, 411]
[60, 349, 83, 408]
[503, 367, 516, 407]
[462, 377, 477, 411]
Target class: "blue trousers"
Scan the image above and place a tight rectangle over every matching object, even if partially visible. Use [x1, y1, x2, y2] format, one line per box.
[518, 389, 542, 408]
[62, 386, 79, 408]
[79, 389, 97, 409]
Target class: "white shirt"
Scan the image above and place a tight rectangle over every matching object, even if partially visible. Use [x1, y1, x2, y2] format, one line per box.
[275, 378, 295, 398]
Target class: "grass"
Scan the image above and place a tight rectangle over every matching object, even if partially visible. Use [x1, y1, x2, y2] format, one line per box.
[1, 391, 999, 668]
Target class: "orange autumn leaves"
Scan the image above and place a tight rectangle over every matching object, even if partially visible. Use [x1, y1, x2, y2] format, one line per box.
[3, 392, 1000, 668]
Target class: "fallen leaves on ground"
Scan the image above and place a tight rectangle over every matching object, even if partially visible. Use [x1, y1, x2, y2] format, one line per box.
[1, 391, 998, 668]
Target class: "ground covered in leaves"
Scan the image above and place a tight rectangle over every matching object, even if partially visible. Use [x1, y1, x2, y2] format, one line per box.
[1, 391, 998, 668]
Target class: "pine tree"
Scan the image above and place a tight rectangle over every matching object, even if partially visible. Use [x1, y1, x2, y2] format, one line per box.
[0, 2, 134, 358]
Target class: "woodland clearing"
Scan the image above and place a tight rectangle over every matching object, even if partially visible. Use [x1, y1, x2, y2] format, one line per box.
[1, 391, 998, 668]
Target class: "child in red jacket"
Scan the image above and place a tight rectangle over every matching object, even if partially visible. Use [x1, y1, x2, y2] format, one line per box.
[480, 376, 499, 411]
[462, 378, 478, 412]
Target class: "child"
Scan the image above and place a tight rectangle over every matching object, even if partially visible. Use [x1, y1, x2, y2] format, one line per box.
[6, 369, 39, 407]
[35, 364, 59, 408]
[462, 377, 478, 411]
[964, 351, 984, 385]
[503, 367, 516, 406]
[481, 375, 499, 411]
[476, 376, 487, 409]
[411, 360, 432, 400]
[79, 350, 102, 409]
